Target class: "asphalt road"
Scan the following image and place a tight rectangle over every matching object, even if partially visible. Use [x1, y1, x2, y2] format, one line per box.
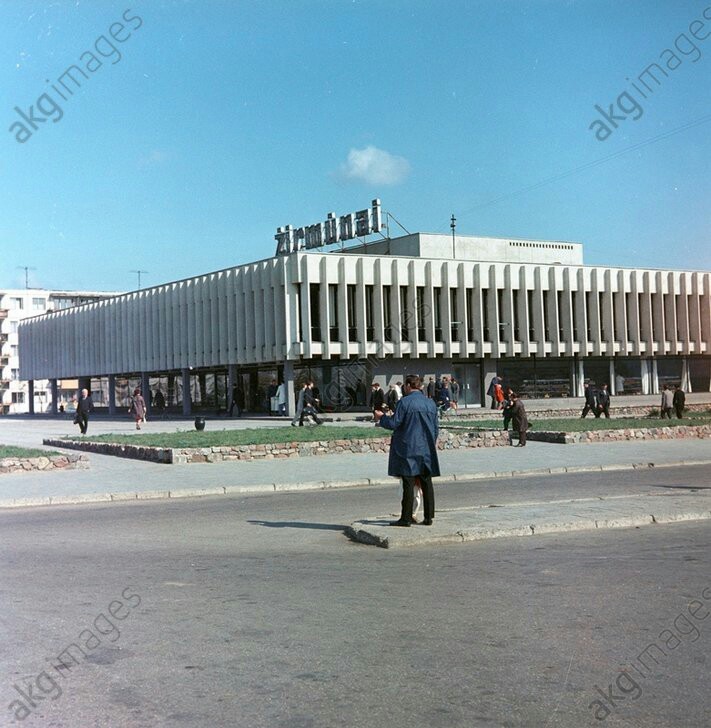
[2, 466, 710, 727]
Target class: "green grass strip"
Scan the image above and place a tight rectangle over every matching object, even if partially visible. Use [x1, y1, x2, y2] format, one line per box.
[0, 445, 61, 458]
[61, 425, 391, 449]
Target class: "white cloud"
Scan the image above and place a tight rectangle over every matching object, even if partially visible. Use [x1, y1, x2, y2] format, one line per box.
[339, 145, 411, 186]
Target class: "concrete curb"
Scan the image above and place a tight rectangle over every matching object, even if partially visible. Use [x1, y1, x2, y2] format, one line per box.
[345, 496, 711, 549]
[1, 459, 710, 511]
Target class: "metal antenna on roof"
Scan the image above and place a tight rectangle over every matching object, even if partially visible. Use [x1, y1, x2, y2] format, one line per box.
[17, 266, 36, 289]
[131, 270, 149, 289]
[450, 214, 456, 259]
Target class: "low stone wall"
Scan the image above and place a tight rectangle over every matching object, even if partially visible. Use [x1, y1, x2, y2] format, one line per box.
[44, 430, 511, 465]
[455, 403, 709, 420]
[527, 424, 711, 444]
[0, 452, 89, 475]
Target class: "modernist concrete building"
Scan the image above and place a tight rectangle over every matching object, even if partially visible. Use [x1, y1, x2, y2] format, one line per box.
[18, 231, 711, 415]
[1, 288, 119, 414]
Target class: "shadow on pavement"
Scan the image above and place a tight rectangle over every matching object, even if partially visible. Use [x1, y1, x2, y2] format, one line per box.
[247, 519, 346, 531]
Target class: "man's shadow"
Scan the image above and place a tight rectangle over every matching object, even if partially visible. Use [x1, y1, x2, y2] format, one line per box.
[247, 520, 346, 531]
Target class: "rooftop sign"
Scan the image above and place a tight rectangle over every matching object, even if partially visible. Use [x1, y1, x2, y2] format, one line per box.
[275, 199, 382, 256]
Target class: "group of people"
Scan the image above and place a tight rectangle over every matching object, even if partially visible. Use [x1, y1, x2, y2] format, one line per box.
[291, 380, 323, 427]
[581, 383, 611, 419]
[660, 384, 686, 419]
[73, 387, 147, 434]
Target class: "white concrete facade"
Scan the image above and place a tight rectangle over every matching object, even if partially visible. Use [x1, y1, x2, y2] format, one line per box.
[18, 233, 711, 411]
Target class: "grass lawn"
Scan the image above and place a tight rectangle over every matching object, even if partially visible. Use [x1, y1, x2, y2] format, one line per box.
[0, 445, 60, 458]
[62, 425, 391, 448]
[446, 412, 711, 432]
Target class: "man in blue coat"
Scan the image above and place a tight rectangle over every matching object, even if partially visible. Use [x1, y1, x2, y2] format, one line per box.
[374, 374, 440, 526]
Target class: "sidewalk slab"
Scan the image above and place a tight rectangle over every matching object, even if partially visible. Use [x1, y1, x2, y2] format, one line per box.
[345, 492, 711, 548]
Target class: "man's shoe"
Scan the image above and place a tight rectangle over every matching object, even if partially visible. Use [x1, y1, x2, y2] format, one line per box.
[410, 516, 418, 524]
[389, 520, 411, 527]
[421, 519, 433, 526]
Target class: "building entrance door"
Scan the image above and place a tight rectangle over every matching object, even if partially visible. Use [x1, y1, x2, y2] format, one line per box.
[452, 362, 482, 407]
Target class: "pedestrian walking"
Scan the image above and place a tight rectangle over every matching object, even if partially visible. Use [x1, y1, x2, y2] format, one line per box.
[673, 385, 686, 419]
[502, 387, 515, 430]
[426, 376, 435, 399]
[660, 385, 674, 419]
[291, 382, 308, 426]
[275, 381, 287, 416]
[73, 388, 94, 435]
[374, 374, 439, 527]
[510, 393, 529, 447]
[596, 384, 611, 418]
[229, 383, 244, 418]
[299, 381, 323, 426]
[450, 377, 460, 410]
[581, 383, 597, 418]
[385, 383, 400, 412]
[266, 378, 278, 415]
[370, 382, 386, 416]
[129, 387, 147, 430]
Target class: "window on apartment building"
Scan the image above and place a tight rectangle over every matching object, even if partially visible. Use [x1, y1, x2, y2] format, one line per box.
[309, 283, 321, 341]
[32, 297, 46, 310]
[383, 286, 392, 342]
[347, 285, 357, 342]
[12, 392, 24, 404]
[433, 287, 442, 342]
[10, 321, 18, 334]
[10, 344, 18, 356]
[11, 368, 20, 380]
[328, 284, 339, 342]
[11, 297, 23, 309]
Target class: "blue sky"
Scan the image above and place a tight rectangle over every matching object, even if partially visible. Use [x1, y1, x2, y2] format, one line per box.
[1, 0, 709, 291]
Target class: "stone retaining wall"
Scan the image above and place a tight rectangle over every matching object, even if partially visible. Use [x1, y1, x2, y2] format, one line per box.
[0, 453, 89, 475]
[44, 430, 511, 465]
[456, 403, 709, 420]
[527, 424, 711, 444]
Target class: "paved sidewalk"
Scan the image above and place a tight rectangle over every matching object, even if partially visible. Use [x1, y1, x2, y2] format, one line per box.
[346, 490, 711, 548]
[0, 412, 710, 508]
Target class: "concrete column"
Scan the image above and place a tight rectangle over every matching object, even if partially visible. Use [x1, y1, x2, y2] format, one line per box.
[181, 368, 192, 416]
[141, 372, 150, 414]
[608, 360, 615, 394]
[651, 358, 659, 394]
[575, 358, 585, 397]
[28, 380, 35, 415]
[681, 357, 691, 391]
[108, 374, 116, 414]
[640, 359, 650, 395]
[284, 360, 296, 417]
[50, 379, 58, 415]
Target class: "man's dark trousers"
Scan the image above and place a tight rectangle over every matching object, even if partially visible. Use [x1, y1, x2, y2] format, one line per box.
[77, 413, 88, 434]
[400, 473, 434, 522]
